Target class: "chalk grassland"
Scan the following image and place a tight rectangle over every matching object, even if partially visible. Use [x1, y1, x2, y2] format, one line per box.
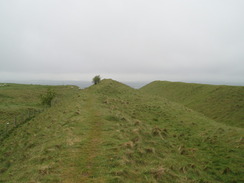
[140, 81, 244, 128]
[0, 80, 243, 182]
[0, 83, 78, 124]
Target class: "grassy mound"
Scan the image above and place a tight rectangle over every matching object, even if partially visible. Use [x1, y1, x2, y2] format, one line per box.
[0, 80, 243, 182]
[140, 81, 244, 128]
[90, 80, 244, 182]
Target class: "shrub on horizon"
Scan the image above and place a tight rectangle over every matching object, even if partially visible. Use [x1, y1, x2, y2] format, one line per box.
[92, 75, 101, 85]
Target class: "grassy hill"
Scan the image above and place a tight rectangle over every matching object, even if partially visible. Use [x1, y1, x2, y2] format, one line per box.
[140, 81, 244, 128]
[0, 80, 243, 182]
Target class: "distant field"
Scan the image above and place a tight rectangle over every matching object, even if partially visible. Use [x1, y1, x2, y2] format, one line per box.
[0, 80, 243, 183]
[140, 81, 244, 128]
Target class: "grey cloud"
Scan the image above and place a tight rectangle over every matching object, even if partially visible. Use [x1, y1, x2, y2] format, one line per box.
[0, 0, 244, 84]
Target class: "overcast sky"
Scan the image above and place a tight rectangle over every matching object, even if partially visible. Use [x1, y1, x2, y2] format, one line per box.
[0, 0, 244, 84]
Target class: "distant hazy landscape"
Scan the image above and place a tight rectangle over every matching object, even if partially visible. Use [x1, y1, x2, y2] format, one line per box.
[0, 80, 151, 89]
[1, 80, 243, 89]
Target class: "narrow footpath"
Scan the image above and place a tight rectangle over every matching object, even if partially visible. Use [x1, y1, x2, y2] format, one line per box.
[63, 93, 104, 183]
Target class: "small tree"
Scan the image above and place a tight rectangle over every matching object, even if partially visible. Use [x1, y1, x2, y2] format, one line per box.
[40, 88, 56, 106]
[92, 75, 101, 85]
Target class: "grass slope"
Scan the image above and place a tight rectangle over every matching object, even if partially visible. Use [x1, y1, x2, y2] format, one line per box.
[0, 80, 243, 182]
[0, 83, 78, 125]
[140, 81, 244, 128]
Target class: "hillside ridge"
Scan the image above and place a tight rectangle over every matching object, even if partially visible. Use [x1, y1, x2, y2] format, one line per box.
[140, 80, 244, 127]
[0, 80, 243, 182]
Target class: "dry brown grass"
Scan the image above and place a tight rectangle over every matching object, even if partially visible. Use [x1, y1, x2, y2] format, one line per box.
[123, 141, 134, 149]
[152, 127, 162, 136]
[134, 119, 142, 126]
[144, 147, 155, 154]
[150, 167, 167, 180]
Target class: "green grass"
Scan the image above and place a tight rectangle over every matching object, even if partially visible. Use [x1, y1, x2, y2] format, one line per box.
[140, 81, 244, 128]
[0, 83, 80, 182]
[0, 80, 243, 182]
[0, 83, 78, 124]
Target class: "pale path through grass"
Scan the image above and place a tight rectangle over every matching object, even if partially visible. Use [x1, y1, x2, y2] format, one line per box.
[62, 93, 105, 183]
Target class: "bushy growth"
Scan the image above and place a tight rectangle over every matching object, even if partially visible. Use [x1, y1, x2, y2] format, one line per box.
[40, 88, 56, 106]
[92, 75, 101, 85]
